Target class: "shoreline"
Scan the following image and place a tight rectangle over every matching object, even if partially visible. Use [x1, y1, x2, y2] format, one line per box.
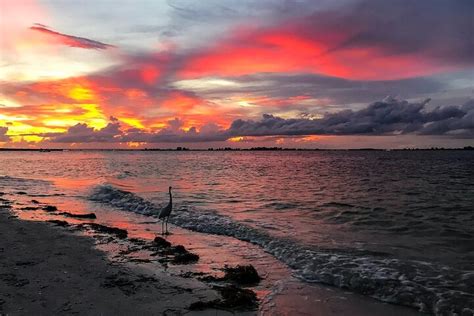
[0, 194, 425, 315]
[0, 202, 246, 315]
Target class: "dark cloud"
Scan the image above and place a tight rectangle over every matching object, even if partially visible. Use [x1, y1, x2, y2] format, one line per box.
[225, 98, 474, 138]
[49, 119, 226, 144]
[332, 0, 474, 64]
[44, 98, 473, 144]
[52, 122, 122, 143]
[30, 24, 115, 50]
[121, 120, 227, 143]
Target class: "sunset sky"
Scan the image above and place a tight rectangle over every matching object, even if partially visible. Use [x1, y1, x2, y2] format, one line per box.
[1, 0, 473, 149]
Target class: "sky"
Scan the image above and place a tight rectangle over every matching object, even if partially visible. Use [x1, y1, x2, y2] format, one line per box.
[0, 0, 473, 149]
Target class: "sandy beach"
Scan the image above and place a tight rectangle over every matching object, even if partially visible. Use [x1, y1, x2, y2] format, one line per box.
[0, 204, 236, 315]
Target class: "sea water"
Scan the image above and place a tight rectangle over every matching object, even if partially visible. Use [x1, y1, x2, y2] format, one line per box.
[1, 150, 473, 314]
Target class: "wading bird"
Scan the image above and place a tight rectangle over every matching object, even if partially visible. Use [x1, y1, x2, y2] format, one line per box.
[158, 186, 173, 235]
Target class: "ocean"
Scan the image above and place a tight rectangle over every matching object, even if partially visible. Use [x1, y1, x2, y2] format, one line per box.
[1, 150, 473, 314]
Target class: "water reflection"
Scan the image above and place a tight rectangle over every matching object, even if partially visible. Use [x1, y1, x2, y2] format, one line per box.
[1, 150, 473, 267]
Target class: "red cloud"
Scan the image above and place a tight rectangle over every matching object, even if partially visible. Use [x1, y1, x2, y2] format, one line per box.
[30, 24, 115, 50]
[180, 24, 450, 81]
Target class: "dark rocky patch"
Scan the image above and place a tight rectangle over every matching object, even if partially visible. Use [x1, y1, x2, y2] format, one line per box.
[171, 245, 187, 253]
[129, 238, 148, 245]
[198, 265, 261, 286]
[139, 238, 199, 264]
[141, 237, 172, 252]
[222, 265, 261, 285]
[172, 251, 199, 264]
[59, 212, 97, 219]
[153, 236, 171, 248]
[216, 285, 258, 310]
[20, 206, 40, 211]
[16, 191, 27, 195]
[47, 220, 69, 227]
[42, 205, 57, 212]
[189, 285, 258, 311]
[31, 199, 40, 204]
[79, 223, 128, 239]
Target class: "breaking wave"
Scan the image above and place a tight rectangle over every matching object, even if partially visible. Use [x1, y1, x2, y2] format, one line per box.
[89, 184, 474, 315]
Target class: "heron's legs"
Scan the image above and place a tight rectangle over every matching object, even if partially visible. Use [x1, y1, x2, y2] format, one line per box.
[165, 217, 169, 234]
[161, 219, 165, 235]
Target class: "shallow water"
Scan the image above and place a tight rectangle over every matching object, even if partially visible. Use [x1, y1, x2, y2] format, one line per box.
[0, 150, 473, 314]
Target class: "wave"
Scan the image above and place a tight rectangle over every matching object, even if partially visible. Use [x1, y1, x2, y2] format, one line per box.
[0, 175, 51, 185]
[89, 184, 474, 315]
[0, 176, 53, 196]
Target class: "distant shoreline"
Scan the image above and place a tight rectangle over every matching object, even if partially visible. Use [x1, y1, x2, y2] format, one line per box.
[0, 146, 473, 152]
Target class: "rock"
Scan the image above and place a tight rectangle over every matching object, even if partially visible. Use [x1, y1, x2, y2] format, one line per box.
[222, 265, 261, 285]
[189, 285, 258, 311]
[153, 236, 171, 248]
[20, 206, 40, 211]
[80, 223, 128, 239]
[171, 245, 187, 253]
[31, 199, 40, 204]
[217, 285, 258, 309]
[16, 191, 27, 195]
[59, 212, 97, 219]
[42, 205, 57, 212]
[47, 220, 69, 227]
[172, 252, 199, 264]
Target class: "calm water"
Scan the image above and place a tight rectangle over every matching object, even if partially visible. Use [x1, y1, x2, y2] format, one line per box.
[1, 150, 473, 314]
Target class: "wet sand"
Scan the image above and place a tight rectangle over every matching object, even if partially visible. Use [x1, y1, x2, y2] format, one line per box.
[0, 197, 423, 316]
[0, 204, 227, 315]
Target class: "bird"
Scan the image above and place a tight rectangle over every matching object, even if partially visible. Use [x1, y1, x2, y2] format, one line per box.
[158, 186, 173, 235]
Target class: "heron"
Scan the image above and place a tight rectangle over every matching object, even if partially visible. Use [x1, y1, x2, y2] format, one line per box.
[158, 186, 173, 235]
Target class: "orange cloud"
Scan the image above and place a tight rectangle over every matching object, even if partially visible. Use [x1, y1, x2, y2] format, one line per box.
[161, 92, 203, 112]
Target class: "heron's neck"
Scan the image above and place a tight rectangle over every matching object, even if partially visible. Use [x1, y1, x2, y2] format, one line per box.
[169, 189, 172, 203]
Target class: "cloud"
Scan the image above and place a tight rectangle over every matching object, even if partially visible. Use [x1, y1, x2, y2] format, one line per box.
[179, 0, 473, 80]
[329, 0, 474, 64]
[225, 98, 474, 138]
[47, 119, 226, 144]
[43, 98, 473, 144]
[183, 73, 446, 109]
[0, 127, 10, 142]
[52, 121, 121, 143]
[30, 24, 115, 50]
